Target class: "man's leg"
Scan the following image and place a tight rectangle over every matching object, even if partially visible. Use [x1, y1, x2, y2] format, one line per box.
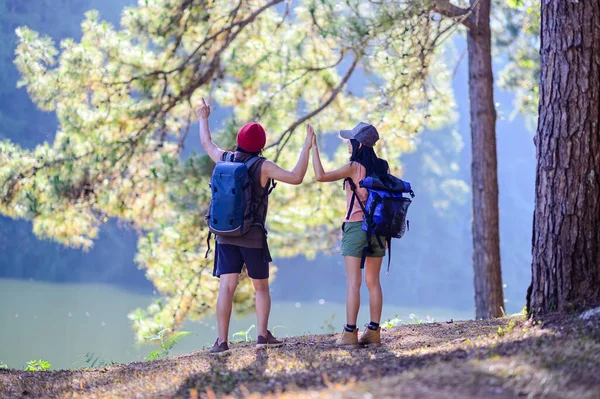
[252, 278, 270, 338]
[217, 273, 239, 344]
[214, 243, 244, 345]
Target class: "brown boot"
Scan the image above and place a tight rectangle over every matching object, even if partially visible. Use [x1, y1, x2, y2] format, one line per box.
[335, 327, 359, 349]
[358, 326, 381, 347]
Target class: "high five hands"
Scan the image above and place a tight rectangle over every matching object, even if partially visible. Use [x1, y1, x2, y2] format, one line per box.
[305, 123, 316, 150]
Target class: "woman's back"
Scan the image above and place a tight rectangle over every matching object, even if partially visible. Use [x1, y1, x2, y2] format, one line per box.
[344, 162, 368, 222]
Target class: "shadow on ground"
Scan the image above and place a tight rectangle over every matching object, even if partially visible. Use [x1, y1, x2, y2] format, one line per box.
[0, 316, 599, 398]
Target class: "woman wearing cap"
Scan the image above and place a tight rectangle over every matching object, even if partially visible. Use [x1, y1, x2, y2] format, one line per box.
[196, 98, 314, 355]
[311, 122, 388, 347]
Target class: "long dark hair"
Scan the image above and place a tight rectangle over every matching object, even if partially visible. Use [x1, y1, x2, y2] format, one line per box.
[350, 139, 389, 181]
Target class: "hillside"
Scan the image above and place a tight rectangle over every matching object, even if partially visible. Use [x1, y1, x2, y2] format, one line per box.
[1, 315, 599, 398]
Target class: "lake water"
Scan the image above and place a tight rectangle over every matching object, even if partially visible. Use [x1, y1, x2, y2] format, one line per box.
[0, 278, 473, 370]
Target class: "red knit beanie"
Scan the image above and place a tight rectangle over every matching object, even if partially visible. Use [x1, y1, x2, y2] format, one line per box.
[237, 122, 266, 153]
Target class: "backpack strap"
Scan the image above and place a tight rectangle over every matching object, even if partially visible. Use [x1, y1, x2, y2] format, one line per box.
[344, 178, 368, 220]
[244, 155, 262, 169]
[243, 156, 276, 198]
[344, 177, 372, 269]
[259, 224, 273, 263]
[386, 236, 392, 275]
[221, 151, 235, 162]
[205, 231, 213, 258]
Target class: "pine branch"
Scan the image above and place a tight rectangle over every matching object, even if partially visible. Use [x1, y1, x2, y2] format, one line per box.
[266, 52, 362, 162]
[430, 0, 478, 31]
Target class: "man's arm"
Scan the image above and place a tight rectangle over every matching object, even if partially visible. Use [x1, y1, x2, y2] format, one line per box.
[311, 135, 353, 182]
[261, 124, 314, 186]
[196, 98, 225, 163]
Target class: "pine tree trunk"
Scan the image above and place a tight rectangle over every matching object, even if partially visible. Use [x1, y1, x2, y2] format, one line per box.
[467, 0, 504, 319]
[528, 0, 600, 314]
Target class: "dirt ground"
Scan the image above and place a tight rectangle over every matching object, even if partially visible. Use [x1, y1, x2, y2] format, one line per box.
[1, 314, 599, 398]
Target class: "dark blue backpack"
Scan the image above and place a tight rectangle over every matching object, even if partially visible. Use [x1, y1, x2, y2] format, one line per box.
[204, 153, 276, 259]
[206, 153, 263, 237]
[345, 174, 414, 272]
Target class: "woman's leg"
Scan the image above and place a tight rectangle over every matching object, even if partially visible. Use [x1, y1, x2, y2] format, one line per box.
[364, 256, 384, 324]
[344, 256, 362, 326]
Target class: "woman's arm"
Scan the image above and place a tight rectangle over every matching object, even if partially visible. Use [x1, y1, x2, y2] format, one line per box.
[311, 135, 353, 182]
[195, 98, 225, 163]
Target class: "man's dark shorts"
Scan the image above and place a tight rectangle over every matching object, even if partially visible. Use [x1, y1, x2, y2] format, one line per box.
[214, 243, 270, 280]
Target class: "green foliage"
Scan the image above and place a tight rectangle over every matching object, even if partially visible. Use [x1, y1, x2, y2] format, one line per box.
[381, 314, 403, 329]
[407, 313, 436, 325]
[145, 329, 192, 361]
[320, 314, 336, 334]
[0, 0, 460, 342]
[496, 320, 516, 337]
[0, 360, 8, 370]
[24, 359, 52, 371]
[81, 352, 118, 369]
[232, 324, 256, 343]
[494, 0, 540, 121]
[382, 313, 436, 328]
[507, 0, 525, 8]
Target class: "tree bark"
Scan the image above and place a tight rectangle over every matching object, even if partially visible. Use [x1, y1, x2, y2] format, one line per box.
[467, 0, 504, 318]
[528, 0, 600, 314]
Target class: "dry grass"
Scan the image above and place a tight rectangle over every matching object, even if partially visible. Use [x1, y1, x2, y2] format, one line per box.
[1, 314, 599, 398]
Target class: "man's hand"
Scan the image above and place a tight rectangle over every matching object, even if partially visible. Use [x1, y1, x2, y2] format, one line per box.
[195, 97, 211, 120]
[305, 123, 315, 149]
[196, 97, 224, 163]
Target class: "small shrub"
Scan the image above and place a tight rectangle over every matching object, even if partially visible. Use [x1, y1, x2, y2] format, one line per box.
[496, 320, 516, 337]
[0, 360, 8, 370]
[382, 314, 402, 329]
[232, 325, 255, 343]
[407, 313, 436, 325]
[320, 314, 336, 333]
[81, 352, 118, 368]
[145, 329, 192, 361]
[382, 313, 436, 328]
[24, 360, 51, 371]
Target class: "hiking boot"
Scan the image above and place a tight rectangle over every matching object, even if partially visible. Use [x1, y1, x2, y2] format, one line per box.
[335, 327, 359, 349]
[359, 326, 381, 347]
[256, 330, 283, 348]
[209, 339, 230, 356]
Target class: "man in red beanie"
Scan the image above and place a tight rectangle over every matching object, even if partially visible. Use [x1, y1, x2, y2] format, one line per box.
[196, 98, 314, 355]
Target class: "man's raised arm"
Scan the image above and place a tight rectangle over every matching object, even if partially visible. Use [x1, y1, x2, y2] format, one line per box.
[196, 98, 225, 163]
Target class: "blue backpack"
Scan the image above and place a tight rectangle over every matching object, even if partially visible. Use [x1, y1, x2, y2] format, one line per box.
[345, 174, 415, 272]
[204, 153, 276, 259]
[206, 153, 274, 236]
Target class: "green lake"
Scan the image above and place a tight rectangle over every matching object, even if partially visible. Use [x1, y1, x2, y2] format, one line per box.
[0, 278, 472, 370]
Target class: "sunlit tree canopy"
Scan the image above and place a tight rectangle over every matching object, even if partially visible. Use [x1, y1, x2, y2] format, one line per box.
[494, 0, 540, 120]
[1, 0, 464, 340]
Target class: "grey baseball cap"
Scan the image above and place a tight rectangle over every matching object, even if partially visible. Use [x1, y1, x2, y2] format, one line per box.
[340, 122, 380, 147]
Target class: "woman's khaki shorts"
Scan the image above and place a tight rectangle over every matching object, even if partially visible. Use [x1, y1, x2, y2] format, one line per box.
[341, 221, 386, 258]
